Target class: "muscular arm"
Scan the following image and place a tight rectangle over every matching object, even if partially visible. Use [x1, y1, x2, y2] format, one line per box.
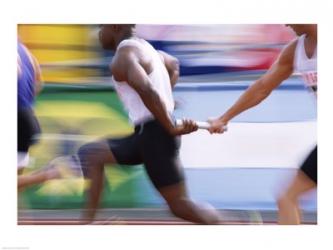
[112, 47, 176, 134]
[158, 50, 180, 88]
[218, 40, 297, 123]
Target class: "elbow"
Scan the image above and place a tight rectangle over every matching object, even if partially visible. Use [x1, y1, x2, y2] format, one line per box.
[170, 70, 179, 85]
[173, 58, 180, 70]
[169, 60, 180, 86]
[169, 58, 180, 74]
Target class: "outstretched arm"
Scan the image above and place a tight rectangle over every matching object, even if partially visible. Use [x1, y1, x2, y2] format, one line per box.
[208, 40, 297, 134]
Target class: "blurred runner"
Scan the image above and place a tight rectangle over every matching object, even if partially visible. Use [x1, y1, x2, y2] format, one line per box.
[78, 24, 221, 224]
[207, 24, 317, 224]
[17, 40, 61, 190]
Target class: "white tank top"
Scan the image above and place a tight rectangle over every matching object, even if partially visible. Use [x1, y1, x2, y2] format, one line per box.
[293, 34, 317, 90]
[112, 39, 175, 125]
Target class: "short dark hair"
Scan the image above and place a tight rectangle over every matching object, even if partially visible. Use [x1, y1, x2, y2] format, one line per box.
[98, 24, 135, 28]
[128, 24, 136, 28]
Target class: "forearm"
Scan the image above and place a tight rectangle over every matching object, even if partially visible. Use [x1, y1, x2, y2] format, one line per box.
[139, 88, 175, 132]
[18, 172, 47, 190]
[220, 81, 270, 123]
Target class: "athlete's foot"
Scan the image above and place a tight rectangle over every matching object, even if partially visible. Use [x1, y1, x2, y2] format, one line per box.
[169, 199, 222, 225]
[80, 209, 97, 225]
[277, 197, 301, 225]
[193, 201, 222, 224]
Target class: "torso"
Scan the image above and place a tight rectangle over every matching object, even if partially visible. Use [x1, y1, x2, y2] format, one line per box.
[293, 34, 317, 93]
[111, 39, 174, 125]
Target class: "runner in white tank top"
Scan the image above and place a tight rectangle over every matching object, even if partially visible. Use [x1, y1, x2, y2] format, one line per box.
[207, 24, 317, 224]
[78, 24, 221, 224]
[294, 33, 317, 93]
[112, 38, 175, 125]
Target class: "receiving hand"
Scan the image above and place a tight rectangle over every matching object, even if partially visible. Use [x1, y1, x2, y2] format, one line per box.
[207, 117, 228, 134]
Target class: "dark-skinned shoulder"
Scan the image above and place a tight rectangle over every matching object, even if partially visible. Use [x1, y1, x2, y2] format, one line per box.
[110, 43, 152, 82]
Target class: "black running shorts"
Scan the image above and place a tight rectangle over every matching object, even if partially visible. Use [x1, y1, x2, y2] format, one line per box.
[300, 146, 317, 184]
[107, 119, 184, 189]
[18, 107, 41, 152]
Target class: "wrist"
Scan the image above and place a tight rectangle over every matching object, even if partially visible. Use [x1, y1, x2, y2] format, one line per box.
[165, 119, 177, 134]
[219, 116, 229, 124]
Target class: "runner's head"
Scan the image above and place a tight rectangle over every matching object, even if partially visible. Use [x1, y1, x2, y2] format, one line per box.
[99, 24, 136, 50]
[285, 24, 317, 36]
